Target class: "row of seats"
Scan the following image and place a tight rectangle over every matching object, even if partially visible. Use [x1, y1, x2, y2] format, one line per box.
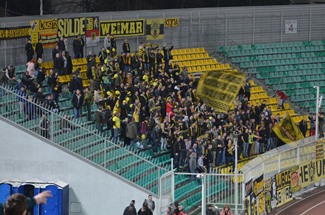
[221, 40, 325, 113]
[240, 56, 325, 68]
[231, 51, 325, 63]
[219, 40, 325, 53]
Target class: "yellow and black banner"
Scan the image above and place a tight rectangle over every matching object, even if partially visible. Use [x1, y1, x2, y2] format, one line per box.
[316, 139, 325, 160]
[0, 26, 30, 40]
[272, 114, 304, 144]
[196, 70, 245, 113]
[165, 17, 180, 27]
[99, 19, 144, 38]
[264, 178, 272, 214]
[290, 165, 302, 193]
[253, 175, 265, 215]
[275, 169, 293, 207]
[146, 19, 164, 40]
[58, 17, 86, 37]
[30, 19, 58, 48]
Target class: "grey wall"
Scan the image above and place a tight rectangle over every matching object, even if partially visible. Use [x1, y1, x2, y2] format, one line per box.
[0, 118, 156, 215]
[1, 4, 325, 67]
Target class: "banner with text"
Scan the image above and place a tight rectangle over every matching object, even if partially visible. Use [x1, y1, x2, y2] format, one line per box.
[196, 70, 246, 113]
[30, 19, 58, 48]
[264, 178, 272, 214]
[146, 19, 164, 40]
[85, 17, 100, 46]
[0, 26, 30, 40]
[253, 175, 265, 215]
[275, 169, 292, 207]
[99, 19, 144, 38]
[165, 17, 180, 27]
[57, 17, 87, 38]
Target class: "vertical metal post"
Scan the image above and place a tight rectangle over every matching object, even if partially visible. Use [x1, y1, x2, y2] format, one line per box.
[40, 0, 43, 16]
[252, 11, 255, 44]
[309, 9, 312, 41]
[3, 22, 7, 66]
[225, 10, 228, 46]
[171, 158, 175, 202]
[171, 174, 175, 204]
[104, 140, 107, 168]
[202, 173, 206, 215]
[50, 111, 54, 142]
[297, 148, 300, 165]
[234, 136, 238, 215]
[315, 86, 320, 140]
[278, 154, 281, 172]
[136, 14, 139, 48]
[280, 9, 283, 43]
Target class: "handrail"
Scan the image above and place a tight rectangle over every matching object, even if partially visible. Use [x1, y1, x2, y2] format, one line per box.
[0, 84, 169, 194]
[241, 135, 316, 182]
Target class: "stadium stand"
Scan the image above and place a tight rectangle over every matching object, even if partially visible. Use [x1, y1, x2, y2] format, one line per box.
[218, 40, 323, 114]
[1, 45, 306, 213]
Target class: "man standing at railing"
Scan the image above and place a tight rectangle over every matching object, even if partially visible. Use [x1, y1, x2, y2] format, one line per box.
[39, 114, 50, 139]
[72, 89, 84, 119]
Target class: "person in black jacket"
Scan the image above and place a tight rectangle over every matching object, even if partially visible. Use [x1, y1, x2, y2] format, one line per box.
[66, 51, 73, 75]
[69, 71, 83, 93]
[123, 200, 137, 215]
[299, 117, 308, 137]
[122, 39, 131, 54]
[25, 39, 34, 62]
[58, 37, 65, 52]
[72, 89, 84, 119]
[35, 39, 44, 60]
[52, 45, 60, 60]
[73, 36, 81, 59]
[163, 43, 173, 70]
[53, 53, 63, 75]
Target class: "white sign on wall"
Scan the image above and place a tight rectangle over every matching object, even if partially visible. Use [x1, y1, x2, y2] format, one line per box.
[285, 20, 298, 34]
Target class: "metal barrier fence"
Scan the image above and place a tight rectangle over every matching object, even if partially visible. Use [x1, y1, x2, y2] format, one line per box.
[159, 172, 244, 215]
[0, 84, 169, 195]
[241, 136, 316, 182]
[239, 135, 325, 215]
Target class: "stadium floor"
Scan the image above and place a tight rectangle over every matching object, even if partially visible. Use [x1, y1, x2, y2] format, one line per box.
[270, 187, 325, 215]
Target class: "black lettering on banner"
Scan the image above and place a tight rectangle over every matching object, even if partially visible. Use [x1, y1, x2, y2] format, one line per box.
[315, 158, 325, 177]
[39, 20, 58, 31]
[276, 169, 291, 190]
[300, 163, 309, 184]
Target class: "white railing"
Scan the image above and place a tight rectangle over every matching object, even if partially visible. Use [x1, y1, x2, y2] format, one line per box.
[159, 172, 245, 215]
[0, 84, 169, 195]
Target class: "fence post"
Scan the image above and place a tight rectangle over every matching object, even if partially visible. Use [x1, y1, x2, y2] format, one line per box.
[50, 111, 54, 142]
[104, 139, 107, 168]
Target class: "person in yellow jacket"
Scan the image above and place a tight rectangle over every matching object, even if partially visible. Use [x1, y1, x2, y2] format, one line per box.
[112, 111, 121, 143]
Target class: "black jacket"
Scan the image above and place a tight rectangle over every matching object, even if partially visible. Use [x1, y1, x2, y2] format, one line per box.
[71, 93, 84, 109]
[36, 42, 43, 55]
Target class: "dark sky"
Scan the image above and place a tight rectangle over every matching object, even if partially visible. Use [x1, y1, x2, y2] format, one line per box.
[1, 0, 292, 16]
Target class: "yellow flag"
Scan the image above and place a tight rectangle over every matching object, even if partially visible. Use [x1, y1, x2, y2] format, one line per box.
[272, 114, 304, 144]
[196, 70, 245, 113]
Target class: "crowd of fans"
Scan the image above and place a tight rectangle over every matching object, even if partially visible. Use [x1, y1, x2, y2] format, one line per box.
[1, 35, 320, 176]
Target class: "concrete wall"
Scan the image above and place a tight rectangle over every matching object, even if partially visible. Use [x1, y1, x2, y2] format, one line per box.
[2, 4, 325, 66]
[0, 118, 156, 215]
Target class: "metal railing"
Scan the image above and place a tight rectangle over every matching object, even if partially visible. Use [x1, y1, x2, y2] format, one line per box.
[0, 84, 169, 195]
[241, 136, 316, 182]
[159, 172, 244, 215]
